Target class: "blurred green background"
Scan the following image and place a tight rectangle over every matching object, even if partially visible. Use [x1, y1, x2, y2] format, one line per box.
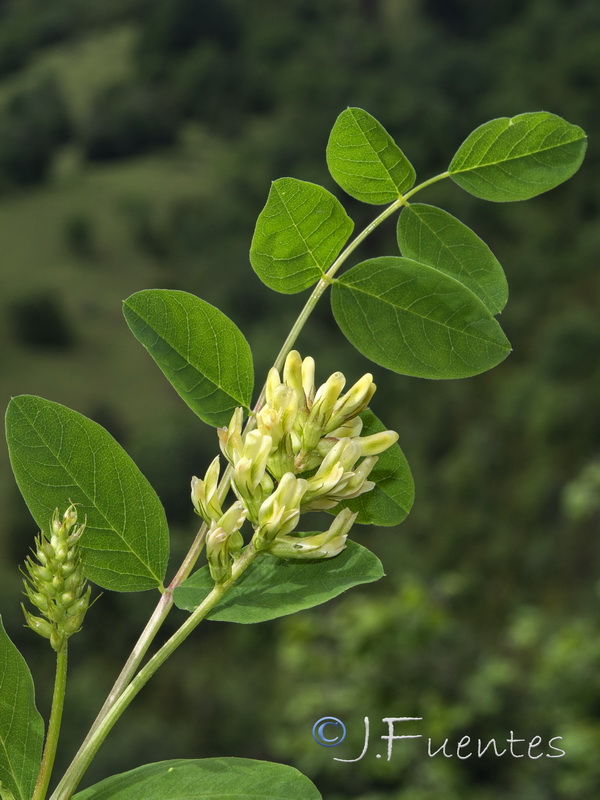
[0, 1, 599, 797]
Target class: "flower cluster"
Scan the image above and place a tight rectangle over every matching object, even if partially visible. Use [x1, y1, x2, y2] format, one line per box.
[191, 351, 398, 584]
[22, 505, 91, 652]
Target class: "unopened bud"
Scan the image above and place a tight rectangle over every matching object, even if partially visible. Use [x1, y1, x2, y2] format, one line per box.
[327, 374, 376, 432]
[303, 372, 346, 451]
[217, 407, 244, 464]
[218, 501, 247, 535]
[269, 508, 356, 560]
[282, 350, 304, 404]
[206, 528, 232, 585]
[257, 385, 298, 449]
[191, 456, 223, 523]
[265, 366, 282, 405]
[205, 503, 247, 585]
[254, 473, 308, 549]
[21, 607, 53, 639]
[301, 356, 316, 404]
[356, 430, 399, 456]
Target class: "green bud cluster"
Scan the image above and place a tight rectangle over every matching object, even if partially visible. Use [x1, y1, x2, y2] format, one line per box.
[191, 351, 398, 584]
[22, 504, 91, 652]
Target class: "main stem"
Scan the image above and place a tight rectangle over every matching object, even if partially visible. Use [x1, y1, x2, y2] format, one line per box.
[56, 170, 450, 795]
[33, 645, 68, 800]
[50, 545, 260, 800]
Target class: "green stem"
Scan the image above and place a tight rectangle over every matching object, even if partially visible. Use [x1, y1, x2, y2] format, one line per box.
[33, 644, 68, 800]
[404, 171, 449, 201]
[76, 522, 209, 741]
[49, 545, 260, 800]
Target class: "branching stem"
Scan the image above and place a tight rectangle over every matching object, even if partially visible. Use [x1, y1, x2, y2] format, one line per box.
[54, 169, 450, 797]
[49, 546, 260, 800]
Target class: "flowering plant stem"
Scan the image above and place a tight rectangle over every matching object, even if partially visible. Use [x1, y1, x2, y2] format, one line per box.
[50, 172, 449, 799]
[33, 645, 68, 800]
[4, 108, 586, 800]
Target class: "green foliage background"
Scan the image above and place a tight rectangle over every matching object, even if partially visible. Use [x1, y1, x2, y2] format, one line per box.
[0, 1, 598, 797]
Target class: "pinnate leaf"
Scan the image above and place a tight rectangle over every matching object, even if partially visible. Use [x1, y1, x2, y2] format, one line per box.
[6, 396, 169, 592]
[331, 257, 511, 379]
[250, 177, 354, 293]
[449, 111, 587, 201]
[174, 541, 383, 622]
[339, 409, 414, 526]
[123, 289, 253, 428]
[0, 617, 44, 800]
[327, 107, 416, 203]
[397, 204, 508, 315]
[73, 758, 322, 800]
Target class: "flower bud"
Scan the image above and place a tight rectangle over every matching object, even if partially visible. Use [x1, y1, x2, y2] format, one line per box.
[191, 456, 223, 523]
[302, 372, 346, 451]
[232, 431, 273, 519]
[21, 607, 53, 639]
[254, 473, 308, 549]
[218, 501, 247, 535]
[269, 508, 356, 560]
[206, 527, 232, 584]
[301, 356, 316, 404]
[217, 407, 244, 464]
[257, 385, 298, 449]
[282, 350, 304, 400]
[205, 503, 247, 585]
[356, 430, 399, 456]
[265, 366, 282, 405]
[326, 374, 376, 432]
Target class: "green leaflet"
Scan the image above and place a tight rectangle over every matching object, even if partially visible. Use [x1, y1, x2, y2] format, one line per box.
[173, 541, 383, 622]
[249, 177, 354, 293]
[449, 111, 587, 202]
[123, 289, 253, 428]
[326, 107, 416, 204]
[397, 204, 508, 315]
[331, 257, 511, 380]
[337, 409, 414, 526]
[0, 617, 44, 800]
[6, 396, 169, 592]
[73, 758, 322, 800]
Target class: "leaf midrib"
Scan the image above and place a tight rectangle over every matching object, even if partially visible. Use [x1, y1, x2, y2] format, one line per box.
[272, 182, 327, 276]
[450, 128, 585, 174]
[348, 108, 404, 193]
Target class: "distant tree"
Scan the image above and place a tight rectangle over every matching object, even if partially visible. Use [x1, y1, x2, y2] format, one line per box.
[83, 84, 178, 160]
